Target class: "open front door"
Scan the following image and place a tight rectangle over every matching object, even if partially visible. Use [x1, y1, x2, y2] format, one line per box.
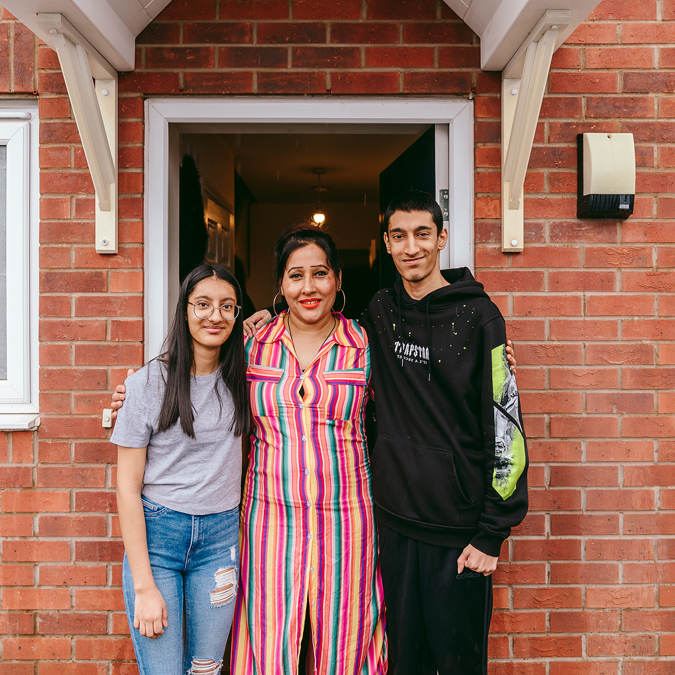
[378, 125, 449, 288]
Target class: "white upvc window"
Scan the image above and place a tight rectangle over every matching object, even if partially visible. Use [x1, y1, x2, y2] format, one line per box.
[0, 102, 39, 430]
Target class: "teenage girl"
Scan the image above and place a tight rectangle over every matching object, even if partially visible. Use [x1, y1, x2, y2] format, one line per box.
[111, 264, 249, 675]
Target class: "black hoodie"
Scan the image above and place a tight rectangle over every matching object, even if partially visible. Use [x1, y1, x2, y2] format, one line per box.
[360, 267, 528, 556]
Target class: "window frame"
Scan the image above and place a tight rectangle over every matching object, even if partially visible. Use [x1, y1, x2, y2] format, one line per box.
[0, 102, 39, 430]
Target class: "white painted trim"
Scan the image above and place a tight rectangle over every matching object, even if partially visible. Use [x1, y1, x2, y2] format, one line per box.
[145, 100, 171, 363]
[434, 124, 450, 271]
[45, 15, 119, 255]
[7, 0, 154, 72]
[501, 12, 564, 253]
[444, 0, 602, 71]
[0, 101, 39, 429]
[0, 413, 40, 431]
[93, 77, 118, 254]
[51, 29, 116, 210]
[448, 102, 475, 269]
[145, 97, 475, 360]
[147, 97, 472, 126]
[2, 120, 30, 402]
[0, 112, 32, 120]
[37, 12, 117, 80]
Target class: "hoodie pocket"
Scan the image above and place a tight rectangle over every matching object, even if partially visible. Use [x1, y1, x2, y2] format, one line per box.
[370, 434, 480, 528]
[446, 453, 475, 508]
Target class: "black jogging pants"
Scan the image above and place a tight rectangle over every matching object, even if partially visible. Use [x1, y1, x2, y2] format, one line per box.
[378, 524, 493, 675]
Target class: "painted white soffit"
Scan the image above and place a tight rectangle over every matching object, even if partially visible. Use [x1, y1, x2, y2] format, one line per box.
[2, 0, 173, 72]
[445, 0, 602, 71]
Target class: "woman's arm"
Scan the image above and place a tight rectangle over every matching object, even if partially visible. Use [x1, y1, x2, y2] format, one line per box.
[506, 339, 516, 372]
[110, 368, 136, 420]
[243, 309, 272, 338]
[116, 446, 168, 639]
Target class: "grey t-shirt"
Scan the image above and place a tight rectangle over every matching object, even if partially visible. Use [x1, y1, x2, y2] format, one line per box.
[110, 360, 241, 515]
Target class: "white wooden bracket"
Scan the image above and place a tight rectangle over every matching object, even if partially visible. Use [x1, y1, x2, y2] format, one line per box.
[37, 13, 118, 254]
[501, 9, 571, 253]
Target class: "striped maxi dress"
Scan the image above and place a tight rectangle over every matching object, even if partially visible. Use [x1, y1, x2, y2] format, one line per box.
[231, 312, 387, 675]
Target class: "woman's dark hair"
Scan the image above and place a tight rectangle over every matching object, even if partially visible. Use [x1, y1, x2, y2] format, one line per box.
[274, 223, 342, 288]
[156, 264, 250, 438]
[383, 190, 444, 235]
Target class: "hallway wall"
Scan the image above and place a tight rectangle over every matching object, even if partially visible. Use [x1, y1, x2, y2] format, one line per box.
[246, 201, 379, 309]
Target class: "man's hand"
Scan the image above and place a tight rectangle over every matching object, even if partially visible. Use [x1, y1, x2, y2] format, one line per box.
[133, 585, 168, 639]
[506, 339, 516, 373]
[111, 368, 135, 420]
[243, 309, 272, 338]
[457, 544, 498, 576]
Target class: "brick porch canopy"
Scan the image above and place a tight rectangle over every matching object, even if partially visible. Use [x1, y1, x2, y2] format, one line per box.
[9, 0, 600, 72]
[6, 0, 602, 261]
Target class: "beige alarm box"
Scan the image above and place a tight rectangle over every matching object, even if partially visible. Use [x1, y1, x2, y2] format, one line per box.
[582, 132, 636, 196]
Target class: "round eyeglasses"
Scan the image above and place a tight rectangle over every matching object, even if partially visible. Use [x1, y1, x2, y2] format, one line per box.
[187, 301, 241, 321]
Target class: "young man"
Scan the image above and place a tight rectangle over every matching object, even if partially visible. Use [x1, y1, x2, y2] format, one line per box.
[358, 191, 528, 675]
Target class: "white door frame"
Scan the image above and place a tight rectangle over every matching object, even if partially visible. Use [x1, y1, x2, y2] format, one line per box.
[144, 97, 474, 359]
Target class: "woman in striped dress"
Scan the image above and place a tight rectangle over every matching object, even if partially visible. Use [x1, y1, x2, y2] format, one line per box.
[231, 224, 387, 674]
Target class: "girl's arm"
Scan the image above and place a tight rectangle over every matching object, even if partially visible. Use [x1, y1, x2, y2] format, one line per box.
[116, 446, 168, 639]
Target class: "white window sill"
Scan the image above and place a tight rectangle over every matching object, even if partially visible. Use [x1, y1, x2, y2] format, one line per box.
[0, 413, 40, 431]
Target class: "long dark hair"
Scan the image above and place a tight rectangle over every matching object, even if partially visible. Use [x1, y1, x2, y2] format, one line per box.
[274, 223, 342, 288]
[156, 264, 250, 438]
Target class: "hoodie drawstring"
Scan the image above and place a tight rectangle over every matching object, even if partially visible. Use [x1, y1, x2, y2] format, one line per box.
[397, 285, 404, 368]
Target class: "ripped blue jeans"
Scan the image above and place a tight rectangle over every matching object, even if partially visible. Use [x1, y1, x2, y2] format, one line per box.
[123, 497, 239, 675]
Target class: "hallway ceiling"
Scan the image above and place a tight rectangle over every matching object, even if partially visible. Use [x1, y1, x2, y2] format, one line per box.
[217, 132, 422, 204]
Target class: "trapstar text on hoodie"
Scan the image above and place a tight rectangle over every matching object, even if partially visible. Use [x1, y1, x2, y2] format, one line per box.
[394, 339, 429, 364]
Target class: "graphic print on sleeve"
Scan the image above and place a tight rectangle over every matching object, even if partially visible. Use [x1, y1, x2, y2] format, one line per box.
[491, 344, 526, 500]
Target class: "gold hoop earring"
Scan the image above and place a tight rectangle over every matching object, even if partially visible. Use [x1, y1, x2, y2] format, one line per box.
[334, 289, 346, 314]
[273, 292, 283, 316]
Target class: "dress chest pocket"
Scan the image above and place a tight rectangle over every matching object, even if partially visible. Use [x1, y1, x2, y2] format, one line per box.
[323, 369, 367, 421]
[246, 365, 284, 418]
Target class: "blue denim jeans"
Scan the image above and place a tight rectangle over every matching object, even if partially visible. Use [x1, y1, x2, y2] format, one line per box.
[123, 497, 239, 675]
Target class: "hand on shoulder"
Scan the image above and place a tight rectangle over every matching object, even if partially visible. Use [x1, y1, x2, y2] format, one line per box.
[111, 368, 137, 419]
[506, 339, 516, 373]
[243, 309, 272, 338]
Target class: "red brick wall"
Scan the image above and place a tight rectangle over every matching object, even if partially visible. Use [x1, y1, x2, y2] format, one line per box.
[0, 0, 673, 672]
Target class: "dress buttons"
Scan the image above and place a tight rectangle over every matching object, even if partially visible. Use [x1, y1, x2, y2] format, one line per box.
[307, 533, 312, 539]
[304, 469, 310, 475]
[310, 567, 314, 572]
[301, 435, 307, 441]
[306, 502, 311, 507]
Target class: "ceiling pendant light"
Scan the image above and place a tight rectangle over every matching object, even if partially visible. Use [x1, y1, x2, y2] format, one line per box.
[312, 167, 328, 226]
